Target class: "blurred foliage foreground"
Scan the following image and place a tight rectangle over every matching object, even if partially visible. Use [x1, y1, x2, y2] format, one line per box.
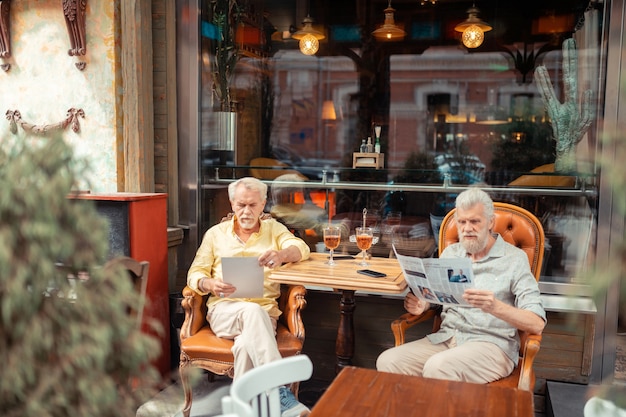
[0, 137, 161, 417]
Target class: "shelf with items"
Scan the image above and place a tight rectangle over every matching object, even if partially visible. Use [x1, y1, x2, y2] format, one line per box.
[353, 152, 385, 169]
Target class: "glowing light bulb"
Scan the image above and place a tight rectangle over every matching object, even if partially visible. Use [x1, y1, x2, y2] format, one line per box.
[299, 34, 319, 55]
[462, 25, 484, 48]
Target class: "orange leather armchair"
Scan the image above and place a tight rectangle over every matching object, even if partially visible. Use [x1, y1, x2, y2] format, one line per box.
[391, 202, 544, 391]
[178, 282, 307, 417]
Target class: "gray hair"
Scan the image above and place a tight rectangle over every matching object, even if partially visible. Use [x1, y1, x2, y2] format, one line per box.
[454, 187, 494, 220]
[271, 173, 304, 204]
[228, 177, 268, 202]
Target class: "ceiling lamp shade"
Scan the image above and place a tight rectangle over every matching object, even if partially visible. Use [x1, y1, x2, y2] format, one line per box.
[321, 100, 337, 121]
[454, 5, 492, 48]
[292, 15, 325, 55]
[372, 1, 406, 41]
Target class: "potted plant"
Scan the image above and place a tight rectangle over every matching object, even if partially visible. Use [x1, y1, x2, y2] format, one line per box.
[207, 0, 241, 156]
[211, 0, 240, 111]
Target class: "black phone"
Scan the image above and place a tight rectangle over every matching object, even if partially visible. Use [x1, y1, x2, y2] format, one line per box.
[329, 255, 354, 260]
[357, 269, 387, 278]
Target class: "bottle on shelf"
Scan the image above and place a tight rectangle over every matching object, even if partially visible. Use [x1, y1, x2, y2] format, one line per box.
[366, 136, 373, 152]
[374, 137, 381, 153]
[360, 139, 367, 153]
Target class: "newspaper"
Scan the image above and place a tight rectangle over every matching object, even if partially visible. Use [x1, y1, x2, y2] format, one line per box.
[393, 245, 474, 306]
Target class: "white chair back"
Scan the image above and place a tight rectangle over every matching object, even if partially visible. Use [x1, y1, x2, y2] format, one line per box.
[220, 355, 313, 417]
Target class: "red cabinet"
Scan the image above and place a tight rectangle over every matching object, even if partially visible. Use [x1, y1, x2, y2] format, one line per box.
[74, 193, 170, 376]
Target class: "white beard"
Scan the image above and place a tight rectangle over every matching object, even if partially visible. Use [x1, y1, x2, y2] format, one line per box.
[238, 216, 257, 230]
[461, 235, 488, 255]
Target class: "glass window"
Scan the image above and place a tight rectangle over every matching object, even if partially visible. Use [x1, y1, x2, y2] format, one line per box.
[197, 0, 603, 286]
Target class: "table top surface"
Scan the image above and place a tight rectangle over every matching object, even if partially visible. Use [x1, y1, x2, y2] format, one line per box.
[269, 253, 406, 294]
[308, 366, 534, 417]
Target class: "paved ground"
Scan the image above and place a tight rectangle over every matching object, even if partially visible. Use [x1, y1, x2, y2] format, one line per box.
[135, 373, 327, 417]
[136, 375, 230, 417]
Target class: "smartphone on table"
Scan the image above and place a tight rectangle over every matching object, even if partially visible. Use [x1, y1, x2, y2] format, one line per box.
[356, 269, 387, 278]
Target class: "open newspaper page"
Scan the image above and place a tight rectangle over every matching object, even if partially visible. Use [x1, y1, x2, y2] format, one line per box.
[393, 246, 474, 306]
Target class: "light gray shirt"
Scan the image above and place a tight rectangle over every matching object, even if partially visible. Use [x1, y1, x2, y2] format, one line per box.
[427, 234, 546, 364]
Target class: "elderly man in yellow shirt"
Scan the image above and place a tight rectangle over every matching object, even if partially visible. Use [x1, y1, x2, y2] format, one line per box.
[187, 177, 311, 417]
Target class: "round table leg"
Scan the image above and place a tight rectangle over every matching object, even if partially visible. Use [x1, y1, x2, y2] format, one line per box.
[336, 289, 356, 372]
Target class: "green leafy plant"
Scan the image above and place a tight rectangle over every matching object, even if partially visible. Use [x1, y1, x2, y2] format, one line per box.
[578, 101, 626, 412]
[490, 120, 555, 174]
[393, 151, 439, 184]
[0, 136, 161, 417]
[211, 0, 241, 111]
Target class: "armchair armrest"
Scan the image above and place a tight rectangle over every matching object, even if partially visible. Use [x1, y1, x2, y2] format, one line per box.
[391, 309, 440, 346]
[517, 333, 542, 391]
[278, 285, 307, 341]
[180, 286, 209, 341]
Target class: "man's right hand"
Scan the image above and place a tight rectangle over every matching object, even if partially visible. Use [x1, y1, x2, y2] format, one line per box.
[200, 277, 237, 298]
[404, 292, 430, 315]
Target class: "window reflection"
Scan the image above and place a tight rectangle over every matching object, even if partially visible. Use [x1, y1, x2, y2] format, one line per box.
[197, 0, 602, 285]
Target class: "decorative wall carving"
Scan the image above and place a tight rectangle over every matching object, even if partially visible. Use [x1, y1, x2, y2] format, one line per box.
[0, 1, 89, 71]
[6, 108, 85, 135]
[63, 0, 87, 70]
[0, 0, 10, 71]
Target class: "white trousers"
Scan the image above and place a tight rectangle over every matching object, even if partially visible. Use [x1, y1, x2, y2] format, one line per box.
[376, 336, 514, 384]
[208, 300, 281, 379]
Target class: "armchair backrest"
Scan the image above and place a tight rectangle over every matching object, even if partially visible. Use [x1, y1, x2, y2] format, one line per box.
[439, 202, 545, 281]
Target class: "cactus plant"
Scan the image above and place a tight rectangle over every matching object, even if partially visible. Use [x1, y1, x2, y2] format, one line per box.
[534, 38, 594, 173]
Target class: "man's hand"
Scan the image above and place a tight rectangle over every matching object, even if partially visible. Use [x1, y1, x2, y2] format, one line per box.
[462, 288, 499, 313]
[463, 288, 546, 334]
[404, 292, 430, 315]
[259, 245, 303, 269]
[201, 277, 236, 298]
[259, 249, 283, 269]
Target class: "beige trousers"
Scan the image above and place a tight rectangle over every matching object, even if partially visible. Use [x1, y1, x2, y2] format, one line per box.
[208, 300, 281, 379]
[376, 336, 514, 384]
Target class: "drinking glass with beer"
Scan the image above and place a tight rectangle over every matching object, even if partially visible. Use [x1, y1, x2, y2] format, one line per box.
[355, 226, 374, 266]
[323, 226, 341, 266]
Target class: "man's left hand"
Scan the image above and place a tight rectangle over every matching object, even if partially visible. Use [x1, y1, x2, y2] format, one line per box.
[462, 288, 498, 313]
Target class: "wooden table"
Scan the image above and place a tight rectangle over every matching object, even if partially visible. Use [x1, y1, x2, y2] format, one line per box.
[269, 253, 406, 370]
[309, 366, 534, 417]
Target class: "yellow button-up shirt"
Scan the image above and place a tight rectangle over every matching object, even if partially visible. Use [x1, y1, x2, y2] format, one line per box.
[187, 215, 310, 318]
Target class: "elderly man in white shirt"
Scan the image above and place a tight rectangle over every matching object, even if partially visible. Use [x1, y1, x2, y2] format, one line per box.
[377, 188, 546, 383]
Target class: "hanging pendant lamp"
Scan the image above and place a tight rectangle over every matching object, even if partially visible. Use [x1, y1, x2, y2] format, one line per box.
[372, 0, 406, 41]
[292, 15, 325, 55]
[454, 5, 492, 48]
